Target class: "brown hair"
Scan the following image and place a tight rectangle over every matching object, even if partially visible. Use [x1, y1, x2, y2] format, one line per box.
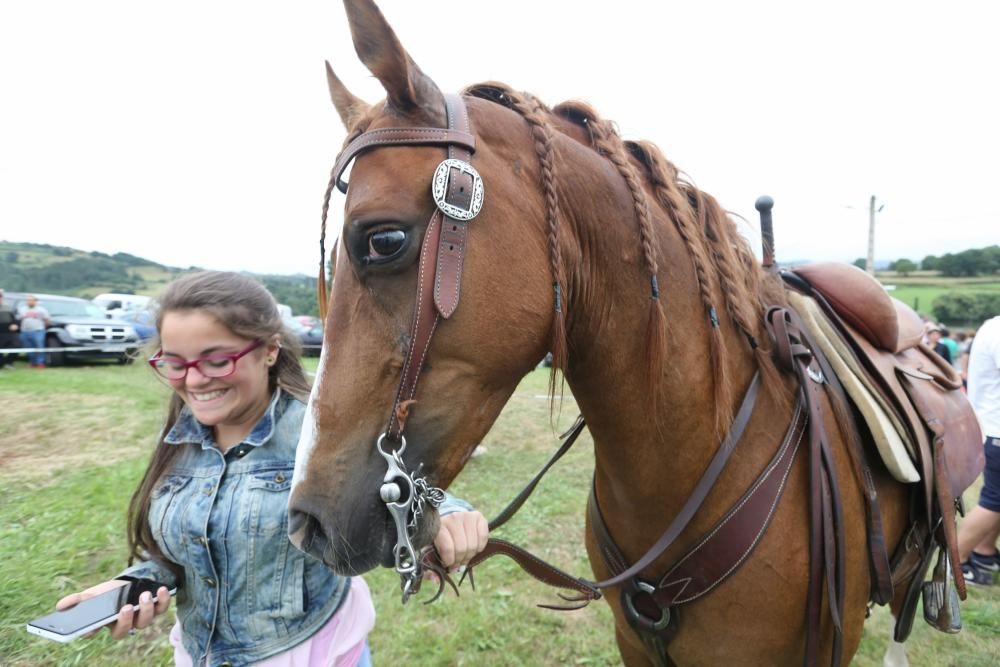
[126, 271, 312, 575]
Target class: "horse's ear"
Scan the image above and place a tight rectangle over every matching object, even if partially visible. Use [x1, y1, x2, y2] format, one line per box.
[326, 61, 370, 130]
[342, 0, 443, 115]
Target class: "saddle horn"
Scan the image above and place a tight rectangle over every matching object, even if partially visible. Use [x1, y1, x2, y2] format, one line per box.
[755, 195, 775, 270]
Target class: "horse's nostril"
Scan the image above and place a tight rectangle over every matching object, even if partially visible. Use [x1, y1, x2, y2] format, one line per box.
[287, 507, 321, 552]
[288, 509, 309, 538]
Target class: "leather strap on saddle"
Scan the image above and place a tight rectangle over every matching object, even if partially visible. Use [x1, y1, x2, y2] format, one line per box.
[766, 306, 846, 667]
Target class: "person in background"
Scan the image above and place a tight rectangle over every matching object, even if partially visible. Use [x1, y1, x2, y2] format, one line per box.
[939, 326, 959, 370]
[0, 289, 20, 369]
[52, 271, 489, 666]
[957, 315, 1000, 585]
[16, 294, 50, 368]
[956, 330, 972, 385]
[923, 321, 952, 365]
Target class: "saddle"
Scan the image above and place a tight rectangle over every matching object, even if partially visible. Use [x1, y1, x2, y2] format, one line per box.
[783, 262, 984, 639]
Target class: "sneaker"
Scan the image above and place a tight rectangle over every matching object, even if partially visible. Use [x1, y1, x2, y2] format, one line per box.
[962, 560, 995, 587]
[470, 445, 487, 458]
[970, 551, 1000, 579]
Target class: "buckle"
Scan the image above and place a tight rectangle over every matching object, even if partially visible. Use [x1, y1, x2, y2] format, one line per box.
[432, 158, 484, 221]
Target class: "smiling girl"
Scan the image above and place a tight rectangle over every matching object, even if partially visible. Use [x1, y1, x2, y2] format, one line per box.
[54, 271, 487, 666]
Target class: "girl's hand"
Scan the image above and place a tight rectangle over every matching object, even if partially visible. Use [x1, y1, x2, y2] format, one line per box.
[433, 510, 489, 573]
[55, 580, 173, 640]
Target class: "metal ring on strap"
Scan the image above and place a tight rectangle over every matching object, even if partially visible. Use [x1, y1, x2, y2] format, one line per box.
[624, 581, 672, 632]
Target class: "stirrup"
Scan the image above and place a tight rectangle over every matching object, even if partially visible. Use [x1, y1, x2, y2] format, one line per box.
[922, 550, 962, 633]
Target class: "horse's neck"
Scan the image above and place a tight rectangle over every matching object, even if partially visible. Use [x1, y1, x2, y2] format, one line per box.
[556, 153, 769, 556]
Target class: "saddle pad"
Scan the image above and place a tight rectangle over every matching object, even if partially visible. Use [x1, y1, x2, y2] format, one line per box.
[788, 292, 921, 483]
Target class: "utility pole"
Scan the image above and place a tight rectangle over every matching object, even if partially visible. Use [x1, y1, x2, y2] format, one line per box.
[865, 195, 884, 276]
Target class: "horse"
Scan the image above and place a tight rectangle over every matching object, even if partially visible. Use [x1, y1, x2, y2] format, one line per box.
[287, 1, 975, 664]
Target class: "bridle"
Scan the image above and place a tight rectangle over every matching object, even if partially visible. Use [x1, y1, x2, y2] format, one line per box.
[324, 93, 485, 601]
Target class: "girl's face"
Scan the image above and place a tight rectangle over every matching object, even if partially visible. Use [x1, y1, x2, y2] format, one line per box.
[159, 311, 278, 442]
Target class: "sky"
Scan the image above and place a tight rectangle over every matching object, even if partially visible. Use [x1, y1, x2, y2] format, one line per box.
[1, 1, 997, 276]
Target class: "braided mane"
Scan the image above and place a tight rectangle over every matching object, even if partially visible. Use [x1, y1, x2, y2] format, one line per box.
[465, 82, 787, 432]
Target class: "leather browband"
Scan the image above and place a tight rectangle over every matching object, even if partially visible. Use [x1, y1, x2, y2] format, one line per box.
[332, 126, 477, 193]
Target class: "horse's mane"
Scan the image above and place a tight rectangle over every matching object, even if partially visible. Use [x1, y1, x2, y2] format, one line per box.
[464, 82, 787, 433]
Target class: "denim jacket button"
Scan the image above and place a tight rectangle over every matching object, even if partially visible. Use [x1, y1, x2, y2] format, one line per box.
[274, 472, 286, 483]
[198, 536, 209, 545]
[202, 576, 217, 587]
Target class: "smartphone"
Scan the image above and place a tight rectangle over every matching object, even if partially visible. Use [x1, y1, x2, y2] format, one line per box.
[26, 578, 176, 643]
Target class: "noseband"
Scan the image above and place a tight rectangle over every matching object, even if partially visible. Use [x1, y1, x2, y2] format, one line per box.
[327, 94, 485, 601]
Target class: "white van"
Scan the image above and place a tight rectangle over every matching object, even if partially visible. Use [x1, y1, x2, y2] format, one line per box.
[92, 293, 153, 319]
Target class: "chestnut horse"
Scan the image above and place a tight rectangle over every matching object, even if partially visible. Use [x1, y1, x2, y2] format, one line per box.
[289, 1, 923, 664]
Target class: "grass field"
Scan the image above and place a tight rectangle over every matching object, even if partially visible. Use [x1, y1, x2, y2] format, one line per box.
[1, 362, 998, 666]
[875, 273, 1000, 327]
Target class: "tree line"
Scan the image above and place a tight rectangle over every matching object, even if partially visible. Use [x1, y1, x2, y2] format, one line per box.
[853, 245, 1000, 277]
[0, 242, 320, 316]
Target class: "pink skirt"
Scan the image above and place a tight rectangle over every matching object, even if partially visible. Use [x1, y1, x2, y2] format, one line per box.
[170, 576, 375, 667]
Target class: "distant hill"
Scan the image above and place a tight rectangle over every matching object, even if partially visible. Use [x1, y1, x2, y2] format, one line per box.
[0, 241, 320, 316]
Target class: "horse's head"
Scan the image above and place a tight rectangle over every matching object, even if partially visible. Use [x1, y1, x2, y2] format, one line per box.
[288, 0, 560, 574]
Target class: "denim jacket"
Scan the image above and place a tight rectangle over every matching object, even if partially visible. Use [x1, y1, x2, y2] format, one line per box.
[121, 389, 468, 666]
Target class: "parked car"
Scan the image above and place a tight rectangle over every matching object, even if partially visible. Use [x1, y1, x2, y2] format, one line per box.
[92, 293, 153, 320]
[295, 315, 321, 331]
[116, 308, 157, 343]
[6, 292, 140, 365]
[299, 324, 324, 357]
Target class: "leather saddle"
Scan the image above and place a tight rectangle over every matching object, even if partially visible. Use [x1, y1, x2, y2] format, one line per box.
[783, 262, 984, 638]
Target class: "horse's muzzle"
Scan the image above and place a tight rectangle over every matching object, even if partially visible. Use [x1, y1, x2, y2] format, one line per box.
[286, 493, 387, 575]
[288, 489, 439, 575]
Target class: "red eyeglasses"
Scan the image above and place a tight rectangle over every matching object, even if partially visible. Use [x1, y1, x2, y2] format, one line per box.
[148, 340, 264, 380]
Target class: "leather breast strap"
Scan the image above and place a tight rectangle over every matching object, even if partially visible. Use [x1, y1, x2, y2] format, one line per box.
[457, 368, 767, 615]
[587, 400, 807, 666]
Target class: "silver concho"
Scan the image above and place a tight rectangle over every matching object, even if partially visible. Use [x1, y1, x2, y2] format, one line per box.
[431, 158, 484, 221]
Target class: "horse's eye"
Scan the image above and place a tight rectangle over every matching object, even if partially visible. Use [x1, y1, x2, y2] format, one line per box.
[367, 229, 407, 262]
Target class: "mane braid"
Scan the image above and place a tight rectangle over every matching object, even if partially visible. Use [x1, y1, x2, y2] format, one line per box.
[465, 83, 569, 410]
[552, 102, 668, 398]
[624, 139, 735, 433]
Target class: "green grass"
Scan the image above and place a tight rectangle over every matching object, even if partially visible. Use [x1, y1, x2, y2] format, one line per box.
[875, 273, 1000, 325]
[1, 363, 997, 665]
